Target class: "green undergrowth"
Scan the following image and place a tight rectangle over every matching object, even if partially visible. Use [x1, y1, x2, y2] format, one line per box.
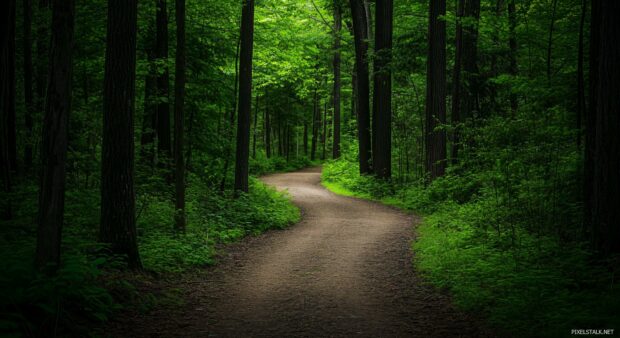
[322, 157, 620, 337]
[0, 161, 301, 337]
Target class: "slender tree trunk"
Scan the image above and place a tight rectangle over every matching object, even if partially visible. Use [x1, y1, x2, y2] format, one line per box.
[156, 0, 171, 157]
[332, 1, 342, 159]
[311, 87, 319, 160]
[265, 97, 271, 158]
[507, 0, 518, 115]
[372, 0, 393, 179]
[6, 0, 17, 172]
[233, 0, 255, 194]
[174, 0, 186, 232]
[350, 0, 372, 174]
[219, 36, 241, 193]
[140, 47, 157, 165]
[35, 0, 74, 270]
[462, 0, 481, 119]
[584, 0, 600, 236]
[252, 94, 259, 158]
[322, 100, 327, 160]
[100, 0, 141, 270]
[592, 0, 620, 254]
[425, 0, 447, 180]
[546, 0, 558, 85]
[451, 0, 464, 164]
[23, 0, 34, 169]
[1, 0, 17, 219]
[36, 0, 50, 136]
[576, 0, 586, 147]
[303, 121, 308, 156]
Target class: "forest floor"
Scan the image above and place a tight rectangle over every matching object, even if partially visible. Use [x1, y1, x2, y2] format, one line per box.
[107, 167, 493, 337]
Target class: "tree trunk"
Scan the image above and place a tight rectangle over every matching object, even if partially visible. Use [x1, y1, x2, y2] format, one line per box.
[233, 0, 255, 194]
[303, 121, 308, 156]
[100, 0, 141, 270]
[265, 97, 271, 158]
[451, 0, 464, 164]
[350, 0, 372, 174]
[322, 100, 327, 160]
[311, 87, 319, 160]
[174, 0, 186, 232]
[36, 0, 50, 132]
[576, 0, 586, 147]
[546, 0, 558, 85]
[332, 1, 342, 159]
[1, 0, 16, 219]
[462, 0, 481, 120]
[140, 47, 157, 166]
[372, 0, 393, 179]
[5, 0, 17, 172]
[35, 0, 74, 270]
[507, 0, 518, 115]
[252, 94, 259, 158]
[23, 0, 34, 169]
[425, 0, 447, 180]
[156, 0, 171, 158]
[592, 0, 620, 254]
[584, 0, 600, 236]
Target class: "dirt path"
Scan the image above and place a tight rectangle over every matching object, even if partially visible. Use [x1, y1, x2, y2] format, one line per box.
[110, 167, 490, 337]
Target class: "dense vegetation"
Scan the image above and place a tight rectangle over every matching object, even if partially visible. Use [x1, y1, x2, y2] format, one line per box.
[1, 0, 618, 336]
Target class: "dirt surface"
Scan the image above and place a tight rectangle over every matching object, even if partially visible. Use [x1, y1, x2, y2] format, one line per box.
[109, 167, 491, 337]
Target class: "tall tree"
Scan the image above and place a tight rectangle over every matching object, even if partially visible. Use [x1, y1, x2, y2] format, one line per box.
[35, 0, 74, 270]
[5, 0, 17, 172]
[36, 0, 50, 124]
[576, 0, 586, 147]
[332, 1, 342, 159]
[349, 0, 372, 174]
[591, 0, 619, 254]
[100, 0, 141, 270]
[265, 95, 271, 158]
[372, 0, 393, 179]
[425, 0, 447, 180]
[23, 0, 34, 169]
[507, 0, 518, 115]
[174, 0, 186, 231]
[252, 94, 259, 158]
[451, 0, 464, 164]
[546, 0, 558, 85]
[311, 87, 319, 160]
[156, 0, 171, 157]
[233, 0, 255, 194]
[1, 0, 16, 219]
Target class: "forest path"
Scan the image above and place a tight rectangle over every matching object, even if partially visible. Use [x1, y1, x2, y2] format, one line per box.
[110, 167, 489, 337]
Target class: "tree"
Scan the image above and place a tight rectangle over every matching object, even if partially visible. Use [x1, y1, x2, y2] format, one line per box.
[100, 0, 141, 270]
[35, 0, 74, 270]
[349, 0, 371, 174]
[372, 0, 393, 179]
[332, 1, 342, 159]
[233, 0, 255, 194]
[576, 0, 586, 147]
[591, 0, 620, 254]
[311, 86, 320, 160]
[23, 0, 34, 169]
[156, 0, 171, 158]
[507, 0, 518, 115]
[174, 0, 186, 231]
[1, 0, 16, 219]
[425, 0, 447, 180]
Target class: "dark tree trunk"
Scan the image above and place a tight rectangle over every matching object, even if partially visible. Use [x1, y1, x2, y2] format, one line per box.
[451, 0, 464, 164]
[233, 0, 255, 194]
[6, 0, 17, 172]
[36, 0, 50, 128]
[576, 0, 586, 147]
[425, 0, 447, 180]
[322, 101, 327, 160]
[1, 0, 16, 219]
[303, 121, 308, 156]
[35, 0, 74, 270]
[100, 0, 141, 270]
[507, 0, 518, 115]
[311, 88, 319, 160]
[174, 0, 185, 232]
[350, 0, 372, 174]
[23, 0, 34, 169]
[140, 47, 157, 165]
[372, 0, 393, 179]
[156, 0, 171, 157]
[332, 1, 342, 159]
[461, 0, 480, 120]
[591, 0, 620, 254]
[252, 94, 259, 158]
[265, 97, 271, 158]
[546, 0, 558, 85]
[584, 0, 600, 236]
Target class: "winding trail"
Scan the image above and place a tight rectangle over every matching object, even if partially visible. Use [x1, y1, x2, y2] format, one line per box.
[110, 167, 490, 337]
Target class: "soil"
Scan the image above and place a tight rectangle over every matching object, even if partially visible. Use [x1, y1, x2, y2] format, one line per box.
[107, 167, 493, 337]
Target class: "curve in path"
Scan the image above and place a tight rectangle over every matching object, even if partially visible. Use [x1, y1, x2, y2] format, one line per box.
[110, 167, 489, 337]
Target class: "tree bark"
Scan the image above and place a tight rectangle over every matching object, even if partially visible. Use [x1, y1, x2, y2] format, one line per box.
[156, 0, 171, 157]
[35, 0, 74, 270]
[592, 0, 620, 254]
[252, 94, 259, 158]
[100, 0, 141, 270]
[174, 0, 186, 232]
[265, 96, 271, 158]
[23, 0, 34, 169]
[332, 1, 342, 159]
[350, 0, 372, 174]
[372, 0, 393, 179]
[425, 0, 447, 180]
[311, 87, 319, 160]
[507, 0, 518, 115]
[451, 0, 464, 164]
[1, 0, 17, 219]
[546, 0, 558, 85]
[303, 121, 308, 156]
[233, 0, 255, 194]
[576, 0, 586, 147]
